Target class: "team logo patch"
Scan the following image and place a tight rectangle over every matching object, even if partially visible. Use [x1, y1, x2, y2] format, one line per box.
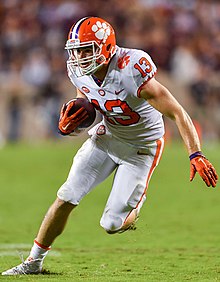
[96, 125, 106, 135]
[92, 21, 111, 43]
[98, 89, 105, 96]
[117, 54, 130, 69]
[81, 86, 90, 93]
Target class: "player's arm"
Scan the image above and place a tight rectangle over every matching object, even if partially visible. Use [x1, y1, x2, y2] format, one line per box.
[140, 78, 200, 154]
[139, 77, 218, 187]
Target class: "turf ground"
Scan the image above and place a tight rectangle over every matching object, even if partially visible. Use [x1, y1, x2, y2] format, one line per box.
[0, 138, 219, 282]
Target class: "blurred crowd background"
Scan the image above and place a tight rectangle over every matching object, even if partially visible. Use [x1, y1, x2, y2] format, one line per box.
[0, 0, 219, 145]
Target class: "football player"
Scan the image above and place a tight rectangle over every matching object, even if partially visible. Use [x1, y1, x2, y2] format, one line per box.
[2, 17, 218, 275]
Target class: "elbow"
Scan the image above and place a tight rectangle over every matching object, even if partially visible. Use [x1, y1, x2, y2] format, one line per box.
[167, 106, 186, 122]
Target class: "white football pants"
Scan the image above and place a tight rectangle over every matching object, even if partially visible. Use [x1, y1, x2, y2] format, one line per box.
[57, 133, 164, 233]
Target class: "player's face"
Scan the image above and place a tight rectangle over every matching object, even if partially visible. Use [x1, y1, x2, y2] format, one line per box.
[74, 47, 94, 69]
[67, 43, 103, 76]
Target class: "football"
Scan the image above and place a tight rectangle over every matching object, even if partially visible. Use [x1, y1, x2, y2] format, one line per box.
[67, 98, 96, 128]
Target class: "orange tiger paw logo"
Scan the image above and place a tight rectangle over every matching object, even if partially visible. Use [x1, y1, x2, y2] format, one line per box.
[117, 54, 130, 69]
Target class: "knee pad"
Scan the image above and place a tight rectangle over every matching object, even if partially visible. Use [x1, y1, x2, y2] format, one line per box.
[100, 212, 123, 234]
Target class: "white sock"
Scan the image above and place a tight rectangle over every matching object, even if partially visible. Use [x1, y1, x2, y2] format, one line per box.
[28, 240, 51, 261]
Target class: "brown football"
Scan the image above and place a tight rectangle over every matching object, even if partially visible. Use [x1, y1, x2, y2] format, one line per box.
[67, 98, 96, 128]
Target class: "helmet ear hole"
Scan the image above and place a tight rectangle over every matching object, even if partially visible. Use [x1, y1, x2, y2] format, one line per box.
[106, 44, 111, 51]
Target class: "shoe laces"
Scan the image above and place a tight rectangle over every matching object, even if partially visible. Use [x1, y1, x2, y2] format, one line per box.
[13, 252, 42, 274]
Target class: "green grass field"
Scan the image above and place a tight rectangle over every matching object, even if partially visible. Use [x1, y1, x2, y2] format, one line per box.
[0, 138, 219, 282]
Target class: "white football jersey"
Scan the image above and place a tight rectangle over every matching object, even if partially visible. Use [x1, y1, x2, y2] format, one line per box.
[67, 46, 165, 148]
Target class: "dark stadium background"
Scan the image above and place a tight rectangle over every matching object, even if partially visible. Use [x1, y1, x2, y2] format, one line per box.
[0, 0, 219, 145]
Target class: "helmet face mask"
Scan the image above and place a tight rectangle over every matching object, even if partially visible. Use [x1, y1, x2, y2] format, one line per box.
[65, 40, 106, 76]
[65, 17, 116, 77]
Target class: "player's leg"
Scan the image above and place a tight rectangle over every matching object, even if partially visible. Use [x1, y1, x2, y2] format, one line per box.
[36, 198, 76, 246]
[1, 198, 75, 276]
[34, 137, 116, 245]
[35, 136, 118, 246]
[57, 138, 117, 205]
[100, 164, 147, 234]
[100, 137, 164, 234]
[2, 138, 117, 275]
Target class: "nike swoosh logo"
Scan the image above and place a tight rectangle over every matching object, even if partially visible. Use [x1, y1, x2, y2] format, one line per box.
[115, 88, 124, 95]
[62, 122, 71, 131]
[198, 158, 207, 167]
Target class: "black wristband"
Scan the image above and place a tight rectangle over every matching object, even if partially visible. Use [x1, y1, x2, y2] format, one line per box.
[189, 151, 203, 161]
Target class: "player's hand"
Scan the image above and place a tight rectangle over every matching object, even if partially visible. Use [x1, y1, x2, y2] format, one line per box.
[58, 100, 88, 135]
[189, 152, 218, 187]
